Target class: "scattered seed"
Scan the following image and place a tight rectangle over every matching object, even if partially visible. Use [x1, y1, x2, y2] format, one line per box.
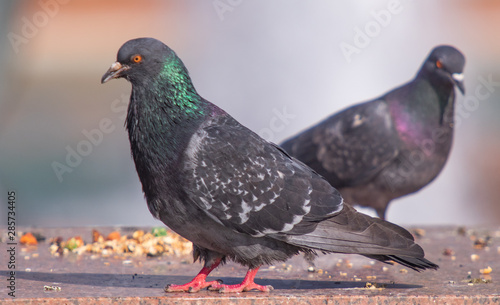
[152, 227, 168, 237]
[44, 285, 61, 292]
[479, 266, 492, 274]
[467, 278, 492, 284]
[106, 231, 121, 241]
[413, 228, 426, 237]
[49, 229, 192, 258]
[20, 233, 38, 246]
[473, 236, 491, 249]
[443, 248, 455, 256]
[365, 282, 386, 289]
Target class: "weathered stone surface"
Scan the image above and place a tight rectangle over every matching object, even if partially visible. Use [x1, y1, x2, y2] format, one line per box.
[1, 226, 499, 304]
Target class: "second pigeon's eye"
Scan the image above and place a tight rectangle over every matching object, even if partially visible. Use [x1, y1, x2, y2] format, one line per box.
[436, 60, 443, 69]
[132, 55, 142, 63]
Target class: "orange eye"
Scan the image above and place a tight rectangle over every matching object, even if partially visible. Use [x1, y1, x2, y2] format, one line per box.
[132, 55, 142, 63]
[436, 60, 443, 69]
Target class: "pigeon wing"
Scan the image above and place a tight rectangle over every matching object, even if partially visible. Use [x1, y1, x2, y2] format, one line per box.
[182, 114, 343, 237]
[282, 100, 400, 187]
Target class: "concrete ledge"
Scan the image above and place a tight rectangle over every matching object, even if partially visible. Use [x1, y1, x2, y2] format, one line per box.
[3, 295, 500, 305]
[1, 226, 499, 304]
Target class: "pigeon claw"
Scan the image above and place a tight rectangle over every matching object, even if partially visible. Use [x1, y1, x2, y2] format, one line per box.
[165, 258, 224, 293]
[210, 282, 274, 293]
[207, 279, 224, 291]
[208, 266, 272, 293]
[164, 280, 222, 293]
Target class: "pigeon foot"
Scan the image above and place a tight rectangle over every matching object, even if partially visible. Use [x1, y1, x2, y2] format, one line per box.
[208, 266, 273, 293]
[165, 258, 222, 293]
[165, 279, 223, 293]
[210, 282, 273, 293]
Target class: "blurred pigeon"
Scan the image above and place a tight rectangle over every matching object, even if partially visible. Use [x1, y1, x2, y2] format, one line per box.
[281, 46, 465, 220]
[102, 38, 438, 293]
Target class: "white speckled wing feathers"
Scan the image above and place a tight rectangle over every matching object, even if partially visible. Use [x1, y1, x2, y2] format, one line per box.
[182, 114, 343, 238]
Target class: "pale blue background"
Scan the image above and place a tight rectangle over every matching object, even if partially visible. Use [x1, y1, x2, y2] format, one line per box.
[1, 1, 499, 227]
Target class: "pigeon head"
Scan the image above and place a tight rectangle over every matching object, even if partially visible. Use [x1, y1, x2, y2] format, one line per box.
[418, 45, 466, 94]
[101, 38, 193, 90]
[102, 37, 203, 118]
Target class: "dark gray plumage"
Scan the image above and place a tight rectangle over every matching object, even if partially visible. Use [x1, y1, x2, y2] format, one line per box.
[281, 45, 465, 220]
[102, 38, 438, 293]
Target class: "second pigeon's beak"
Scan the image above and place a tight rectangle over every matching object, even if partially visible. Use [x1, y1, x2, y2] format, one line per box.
[451, 73, 465, 95]
[101, 62, 129, 84]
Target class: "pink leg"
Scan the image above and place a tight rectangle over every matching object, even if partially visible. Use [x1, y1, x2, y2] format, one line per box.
[209, 266, 273, 293]
[165, 258, 223, 293]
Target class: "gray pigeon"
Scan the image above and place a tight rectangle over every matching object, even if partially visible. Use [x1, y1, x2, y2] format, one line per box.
[281, 46, 465, 220]
[102, 38, 438, 293]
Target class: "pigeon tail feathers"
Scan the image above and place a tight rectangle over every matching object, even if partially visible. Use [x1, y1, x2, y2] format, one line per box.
[287, 204, 438, 271]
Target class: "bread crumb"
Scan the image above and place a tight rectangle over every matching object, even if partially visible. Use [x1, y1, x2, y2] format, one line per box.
[480, 266, 492, 274]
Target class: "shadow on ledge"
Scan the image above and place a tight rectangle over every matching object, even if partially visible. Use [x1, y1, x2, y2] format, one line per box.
[7, 270, 422, 290]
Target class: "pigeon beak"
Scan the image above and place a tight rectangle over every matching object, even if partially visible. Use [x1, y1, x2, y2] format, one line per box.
[101, 62, 129, 84]
[451, 73, 465, 95]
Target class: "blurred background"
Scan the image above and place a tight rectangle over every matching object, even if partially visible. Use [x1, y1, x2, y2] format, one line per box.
[0, 0, 499, 227]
